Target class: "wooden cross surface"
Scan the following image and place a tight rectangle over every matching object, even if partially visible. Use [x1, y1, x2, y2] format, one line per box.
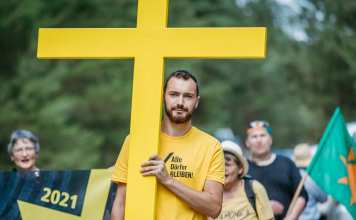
[37, 1, 266, 219]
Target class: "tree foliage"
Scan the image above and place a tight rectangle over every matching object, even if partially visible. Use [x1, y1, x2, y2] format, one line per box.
[1, 0, 355, 169]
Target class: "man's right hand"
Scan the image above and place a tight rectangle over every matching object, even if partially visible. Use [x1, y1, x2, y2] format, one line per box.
[270, 200, 284, 215]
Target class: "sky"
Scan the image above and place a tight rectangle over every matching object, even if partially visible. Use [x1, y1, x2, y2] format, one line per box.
[235, 0, 309, 41]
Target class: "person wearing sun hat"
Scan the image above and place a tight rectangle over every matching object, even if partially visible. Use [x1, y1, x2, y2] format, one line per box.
[293, 143, 313, 168]
[210, 140, 274, 220]
[293, 143, 327, 220]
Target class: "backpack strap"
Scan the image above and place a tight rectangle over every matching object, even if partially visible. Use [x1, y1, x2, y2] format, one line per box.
[243, 175, 258, 218]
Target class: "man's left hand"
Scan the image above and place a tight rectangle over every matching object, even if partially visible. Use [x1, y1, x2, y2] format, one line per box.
[141, 155, 172, 185]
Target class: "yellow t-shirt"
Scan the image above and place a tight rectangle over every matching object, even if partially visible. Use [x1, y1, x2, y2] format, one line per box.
[212, 181, 274, 220]
[112, 127, 225, 220]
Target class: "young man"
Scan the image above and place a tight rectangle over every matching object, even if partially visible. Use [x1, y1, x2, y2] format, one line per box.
[7, 129, 40, 172]
[245, 121, 307, 220]
[111, 70, 225, 220]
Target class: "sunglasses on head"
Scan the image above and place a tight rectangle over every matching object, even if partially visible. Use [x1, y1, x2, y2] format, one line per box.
[248, 120, 272, 134]
[249, 120, 270, 128]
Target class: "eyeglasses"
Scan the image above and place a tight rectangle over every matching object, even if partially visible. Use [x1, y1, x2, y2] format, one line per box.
[13, 146, 35, 155]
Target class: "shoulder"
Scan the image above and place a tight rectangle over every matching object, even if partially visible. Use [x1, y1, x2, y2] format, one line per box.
[251, 180, 267, 193]
[275, 155, 300, 177]
[117, 134, 130, 152]
[192, 127, 221, 146]
[250, 180, 271, 205]
[275, 154, 295, 165]
[121, 134, 130, 143]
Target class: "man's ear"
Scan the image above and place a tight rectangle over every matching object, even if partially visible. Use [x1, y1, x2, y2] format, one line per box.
[10, 155, 14, 162]
[194, 96, 200, 109]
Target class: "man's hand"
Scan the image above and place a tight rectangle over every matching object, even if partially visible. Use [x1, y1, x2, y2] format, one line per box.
[140, 155, 172, 185]
[140, 154, 223, 218]
[283, 215, 297, 220]
[270, 200, 284, 215]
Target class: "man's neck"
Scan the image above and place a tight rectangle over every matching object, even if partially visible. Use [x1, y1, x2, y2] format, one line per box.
[252, 152, 276, 166]
[161, 116, 192, 137]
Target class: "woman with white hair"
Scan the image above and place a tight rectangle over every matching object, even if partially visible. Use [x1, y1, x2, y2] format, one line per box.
[210, 140, 274, 220]
[8, 129, 40, 172]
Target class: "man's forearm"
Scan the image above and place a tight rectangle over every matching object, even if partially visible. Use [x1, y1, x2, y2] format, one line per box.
[110, 183, 126, 220]
[110, 201, 124, 220]
[286, 197, 306, 220]
[162, 178, 223, 218]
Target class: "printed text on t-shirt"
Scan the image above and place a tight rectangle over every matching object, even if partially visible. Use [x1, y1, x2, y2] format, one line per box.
[169, 154, 194, 179]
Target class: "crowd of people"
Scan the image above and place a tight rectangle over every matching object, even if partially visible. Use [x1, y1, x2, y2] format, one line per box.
[6, 70, 352, 220]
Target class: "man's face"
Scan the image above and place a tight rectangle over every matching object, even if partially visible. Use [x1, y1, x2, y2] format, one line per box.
[164, 77, 200, 124]
[245, 128, 272, 157]
[10, 138, 38, 171]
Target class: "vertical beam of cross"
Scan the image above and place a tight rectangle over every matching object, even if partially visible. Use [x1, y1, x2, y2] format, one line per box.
[124, 2, 170, 219]
[126, 55, 164, 220]
[36, 0, 266, 219]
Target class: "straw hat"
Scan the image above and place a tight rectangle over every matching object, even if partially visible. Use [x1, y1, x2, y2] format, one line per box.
[293, 143, 312, 168]
[221, 140, 249, 177]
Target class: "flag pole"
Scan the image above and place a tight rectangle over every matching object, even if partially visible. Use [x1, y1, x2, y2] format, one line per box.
[285, 173, 308, 217]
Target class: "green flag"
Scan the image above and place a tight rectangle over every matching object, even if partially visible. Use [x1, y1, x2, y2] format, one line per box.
[307, 107, 356, 218]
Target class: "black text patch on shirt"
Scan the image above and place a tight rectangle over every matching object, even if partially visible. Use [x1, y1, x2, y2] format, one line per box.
[168, 154, 194, 179]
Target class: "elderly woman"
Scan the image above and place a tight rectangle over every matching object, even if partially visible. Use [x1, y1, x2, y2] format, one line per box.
[210, 140, 274, 220]
[8, 129, 40, 172]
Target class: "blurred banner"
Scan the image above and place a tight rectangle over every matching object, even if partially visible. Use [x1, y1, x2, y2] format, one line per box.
[0, 169, 116, 220]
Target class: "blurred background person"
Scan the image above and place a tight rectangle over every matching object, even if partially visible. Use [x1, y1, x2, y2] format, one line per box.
[7, 129, 40, 173]
[210, 140, 274, 220]
[245, 120, 308, 220]
[318, 199, 353, 220]
[293, 143, 327, 220]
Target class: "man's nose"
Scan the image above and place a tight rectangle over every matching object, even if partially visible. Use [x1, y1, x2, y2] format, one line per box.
[178, 95, 184, 105]
[256, 136, 263, 142]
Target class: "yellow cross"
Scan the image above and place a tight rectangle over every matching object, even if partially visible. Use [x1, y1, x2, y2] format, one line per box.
[37, 1, 266, 219]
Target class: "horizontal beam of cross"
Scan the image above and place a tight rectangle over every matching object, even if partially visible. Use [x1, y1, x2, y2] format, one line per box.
[38, 28, 266, 59]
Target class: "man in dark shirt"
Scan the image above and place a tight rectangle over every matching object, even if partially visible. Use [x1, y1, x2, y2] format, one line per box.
[245, 120, 308, 220]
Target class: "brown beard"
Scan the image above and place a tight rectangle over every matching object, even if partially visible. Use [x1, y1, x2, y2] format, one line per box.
[164, 102, 193, 124]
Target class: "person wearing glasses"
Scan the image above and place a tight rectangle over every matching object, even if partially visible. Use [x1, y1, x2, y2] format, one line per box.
[245, 121, 307, 220]
[7, 129, 40, 173]
[111, 70, 225, 220]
